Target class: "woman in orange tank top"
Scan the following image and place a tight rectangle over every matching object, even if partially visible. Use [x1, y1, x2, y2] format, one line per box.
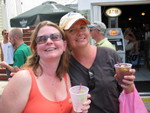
[0, 21, 91, 113]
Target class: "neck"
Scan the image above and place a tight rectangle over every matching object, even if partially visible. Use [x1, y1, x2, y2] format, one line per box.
[72, 44, 89, 56]
[71, 45, 97, 69]
[16, 41, 24, 49]
[39, 57, 60, 77]
[3, 38, 8, 43]
[96, 35, 104, 43]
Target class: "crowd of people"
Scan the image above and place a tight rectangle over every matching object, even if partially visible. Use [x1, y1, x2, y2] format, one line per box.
[0, 12, 148, 113]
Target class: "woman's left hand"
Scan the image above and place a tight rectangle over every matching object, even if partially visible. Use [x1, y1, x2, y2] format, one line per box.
[121, 69, 136, 93]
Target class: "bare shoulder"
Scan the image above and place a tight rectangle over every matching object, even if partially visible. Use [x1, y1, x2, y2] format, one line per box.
[10, 70, 32, 85]
[2, 69, 32, 96]
[0, 70, 32, 113]
[15, 69, 30, 76]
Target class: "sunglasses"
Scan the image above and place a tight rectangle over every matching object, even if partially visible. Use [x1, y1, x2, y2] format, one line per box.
[88, 70, 95, 91]
[89, 29, 97, 32]
[3, 33, 8, 35]
[35, 33, 62, 44]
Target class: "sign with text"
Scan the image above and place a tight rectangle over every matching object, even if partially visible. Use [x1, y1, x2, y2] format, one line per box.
[105, 7, 122, 17]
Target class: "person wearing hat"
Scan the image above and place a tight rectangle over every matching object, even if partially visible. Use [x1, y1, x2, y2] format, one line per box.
[88, 21, 116, 50]
[59, 12, 140, 113]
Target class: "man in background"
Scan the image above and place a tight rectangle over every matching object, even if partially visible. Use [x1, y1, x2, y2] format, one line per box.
[88, 21, 116, 50]
[0, 29, 14, 78]
[0, 28, 31, 73]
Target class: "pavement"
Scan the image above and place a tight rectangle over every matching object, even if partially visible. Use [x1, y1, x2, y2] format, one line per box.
[144, 102, 150, 113]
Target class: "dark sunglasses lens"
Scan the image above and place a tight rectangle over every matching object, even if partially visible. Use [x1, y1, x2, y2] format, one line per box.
[4, 33, 8, 35]
[88, 78, 95, 91]
[88, 71, 95, 91]
[36, 34, 62, 44]
[51, 34, 62, 41]
[36, 36, 48, 44]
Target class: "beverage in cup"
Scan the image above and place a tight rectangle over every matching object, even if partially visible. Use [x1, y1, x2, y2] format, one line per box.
[69, 85, 89, 112]
[114, 63, 132, 85]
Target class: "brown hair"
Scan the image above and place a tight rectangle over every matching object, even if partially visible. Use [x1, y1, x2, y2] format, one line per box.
[2, 29, 7, 35]
[22, 21, 69, 80]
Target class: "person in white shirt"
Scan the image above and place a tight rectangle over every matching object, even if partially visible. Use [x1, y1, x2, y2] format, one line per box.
[0, 29, 14, 78]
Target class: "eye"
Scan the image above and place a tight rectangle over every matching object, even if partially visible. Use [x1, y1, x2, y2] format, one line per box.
[68, 28, 75, 33]
[37, 36, 47, 43]
[81, 26, 86, 30]
[51, 34, 62, 41]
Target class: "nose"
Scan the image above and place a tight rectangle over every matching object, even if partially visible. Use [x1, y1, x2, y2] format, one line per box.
[77, 29, 84, 35]
[46, 37, 53, 44]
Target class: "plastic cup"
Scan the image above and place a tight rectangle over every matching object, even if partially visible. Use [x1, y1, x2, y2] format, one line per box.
[114, 63, 132, 85]
[69, 85, 89, 112]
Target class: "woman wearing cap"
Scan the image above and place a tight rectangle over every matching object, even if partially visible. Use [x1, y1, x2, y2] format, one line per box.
[59, 12, 146, 113]
[0, 21, 91, 113]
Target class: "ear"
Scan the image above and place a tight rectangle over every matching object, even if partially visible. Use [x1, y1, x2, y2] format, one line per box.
[13, 35, 18, 40]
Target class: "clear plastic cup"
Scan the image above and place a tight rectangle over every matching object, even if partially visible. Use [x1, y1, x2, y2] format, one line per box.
[114, 63, 132, 85]
[69, 85, 89, 112]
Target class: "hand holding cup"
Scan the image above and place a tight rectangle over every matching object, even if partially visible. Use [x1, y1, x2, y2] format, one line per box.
[69, 85, 89, 112]
[114, 63, 132, 85]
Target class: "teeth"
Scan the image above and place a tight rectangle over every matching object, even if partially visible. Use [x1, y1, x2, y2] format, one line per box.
[45, 48, 56, 51]
[76, 38, 85, 42]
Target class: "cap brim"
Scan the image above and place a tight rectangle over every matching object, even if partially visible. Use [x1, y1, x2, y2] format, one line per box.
[64, 18, 90, 30]
[87, 25, 94, 28]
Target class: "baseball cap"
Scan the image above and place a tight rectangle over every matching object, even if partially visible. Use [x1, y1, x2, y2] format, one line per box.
[88, 21, 106, 33]
[59, 12, 90, 30]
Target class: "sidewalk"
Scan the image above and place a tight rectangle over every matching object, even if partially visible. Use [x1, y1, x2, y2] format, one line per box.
[0, 81, 8, 95]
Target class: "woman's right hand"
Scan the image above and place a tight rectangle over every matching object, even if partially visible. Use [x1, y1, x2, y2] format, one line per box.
[121, 69, 136, 94]
[71, 94, 91, 113]
[81, 94, 91, 113]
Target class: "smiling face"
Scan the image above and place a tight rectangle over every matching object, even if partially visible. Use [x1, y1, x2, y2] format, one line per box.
[64, 20, 91, 50]
[36, 26, 66, 62]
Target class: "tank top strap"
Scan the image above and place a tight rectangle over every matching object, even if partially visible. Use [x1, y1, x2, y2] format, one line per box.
[24, 68, 36, 81]
[63, 74, 70, 94]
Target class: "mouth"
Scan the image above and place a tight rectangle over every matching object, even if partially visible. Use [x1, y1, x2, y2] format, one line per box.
[44, 47, 56, 52]
[76, 37, 86, 42]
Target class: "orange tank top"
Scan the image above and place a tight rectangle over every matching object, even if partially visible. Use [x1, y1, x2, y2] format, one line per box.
[22, 69, 72, 113]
